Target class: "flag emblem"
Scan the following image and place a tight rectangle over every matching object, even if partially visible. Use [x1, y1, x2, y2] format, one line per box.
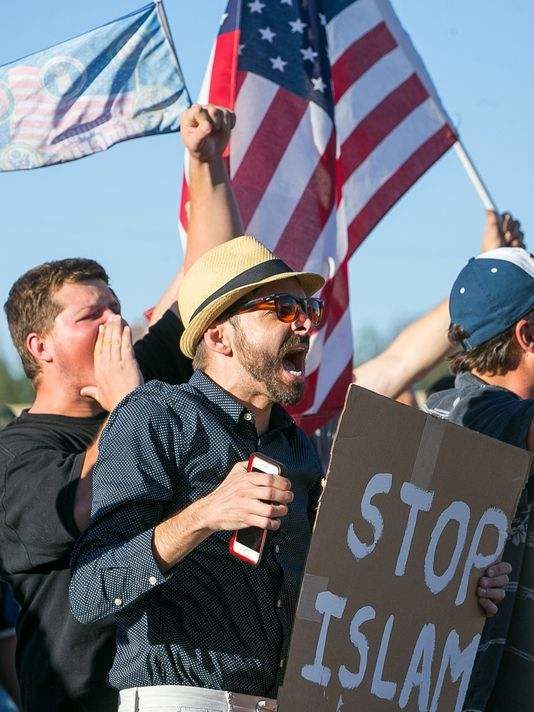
[0, 2, 190, 171]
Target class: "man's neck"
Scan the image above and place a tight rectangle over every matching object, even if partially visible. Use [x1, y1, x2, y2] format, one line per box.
[202, 367, 273, 436]
[30, 380, 105, 418]
[472, 368, 534, 400]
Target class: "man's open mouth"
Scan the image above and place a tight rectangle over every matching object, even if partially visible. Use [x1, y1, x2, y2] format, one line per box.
[281, 346, 308, 377]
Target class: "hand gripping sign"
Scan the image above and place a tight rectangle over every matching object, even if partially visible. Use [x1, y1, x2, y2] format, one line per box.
[278, 386, 531, 712]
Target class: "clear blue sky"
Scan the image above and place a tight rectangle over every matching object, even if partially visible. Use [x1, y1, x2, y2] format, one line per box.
[1, 0, 533, 371]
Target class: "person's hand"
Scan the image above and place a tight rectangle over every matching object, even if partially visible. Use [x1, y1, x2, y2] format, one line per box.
[198, 461, 294, 532]
[476, 561, 512, 617]
[481, 210, 525, 252]
[80, 314, 143, 412]
[180, 103, 236, 163]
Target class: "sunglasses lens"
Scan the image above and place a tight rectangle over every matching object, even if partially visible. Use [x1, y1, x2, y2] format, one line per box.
[307, 298, 324, 326]
[275, 295, 299, 322]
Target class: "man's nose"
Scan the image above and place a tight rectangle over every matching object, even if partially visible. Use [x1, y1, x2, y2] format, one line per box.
[291, 311, 313, 335]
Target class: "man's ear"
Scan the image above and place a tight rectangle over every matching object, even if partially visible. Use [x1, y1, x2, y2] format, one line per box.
[515, 318, 534, 354]
[203, 323, 232, 357]
[26, 332, 54, 366]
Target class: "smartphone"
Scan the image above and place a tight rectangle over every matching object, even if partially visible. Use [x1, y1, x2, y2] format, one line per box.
[229, 453, 282, 566]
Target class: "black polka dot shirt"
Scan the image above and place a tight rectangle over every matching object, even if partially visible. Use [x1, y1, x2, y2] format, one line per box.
[69, 370, 323, 697]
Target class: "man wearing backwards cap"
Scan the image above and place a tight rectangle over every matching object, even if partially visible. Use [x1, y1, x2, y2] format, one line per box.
[71, 236, 511, 711]
[426, 247, 534, 712]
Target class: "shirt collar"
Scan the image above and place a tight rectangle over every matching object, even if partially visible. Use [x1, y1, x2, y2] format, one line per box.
[189, 370, 295, 433]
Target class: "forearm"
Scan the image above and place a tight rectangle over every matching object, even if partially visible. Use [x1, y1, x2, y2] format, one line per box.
[74, 420, 107, 532]
[152, 498, 212, 571]
[355, 300, 451, 398]
[183, 155, 243, 272]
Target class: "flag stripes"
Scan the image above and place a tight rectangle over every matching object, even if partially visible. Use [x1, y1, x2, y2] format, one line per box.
[179, 0, 456, 431]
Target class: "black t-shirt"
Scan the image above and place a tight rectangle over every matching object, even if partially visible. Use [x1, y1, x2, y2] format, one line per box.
[0, 310, 192, 712]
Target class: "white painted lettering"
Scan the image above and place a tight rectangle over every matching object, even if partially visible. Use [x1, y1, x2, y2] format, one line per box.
[424, 501, 470, 595]
[338, 605, 376, 689]
[301, 590, 347, 686]
[370, 614, 397, 700]
[396, 483, 434, 576]
[347, 473, 392, 560]
[456, 507, 508, 606]
[430, 630, 480, 711]
[399, 623, 436, 710]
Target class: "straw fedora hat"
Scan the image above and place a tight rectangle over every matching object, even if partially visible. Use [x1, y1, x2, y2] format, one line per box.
[178, 235, 325, 358]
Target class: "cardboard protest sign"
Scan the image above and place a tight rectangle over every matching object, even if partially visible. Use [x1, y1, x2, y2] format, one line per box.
[278, 386, 531, 712]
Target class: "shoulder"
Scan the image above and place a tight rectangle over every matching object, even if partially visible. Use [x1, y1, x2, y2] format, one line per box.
[0, 416, 54, 458]
[103, 379, 202, 442]
[426, 376, 534, 449]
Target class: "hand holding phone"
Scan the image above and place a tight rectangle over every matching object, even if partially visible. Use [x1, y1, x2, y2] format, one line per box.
[229, 454, 284, 566]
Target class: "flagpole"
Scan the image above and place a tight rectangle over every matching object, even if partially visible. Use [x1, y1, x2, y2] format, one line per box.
[453, 140, 499, 213]
[155, 0, 181, 71]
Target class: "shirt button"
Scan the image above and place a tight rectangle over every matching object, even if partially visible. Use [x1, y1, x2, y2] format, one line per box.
[148, 575, 157, 586]
[280, 658, 285, 669]
[275, 544, 280, 554]
[113, 597, 123, 607]
[276, 599, 283, 608]
[243, 412, 253, 421]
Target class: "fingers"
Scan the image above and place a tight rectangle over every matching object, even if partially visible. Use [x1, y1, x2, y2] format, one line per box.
[242, 514, 282, 532]
[478, 597, 498, 617]
[246, 485, 294, 504]
[501, 211, 525, 248]
[249, 500, 289, 519]
[485, 561, 512, 577]
[94, 322, 104, 359]
[247, 472, 292, 491]
[183, 103, 235, 135]
[120, 324, 135, 362]
[80, 386, 99, 400]
[477, 585, 506, 601]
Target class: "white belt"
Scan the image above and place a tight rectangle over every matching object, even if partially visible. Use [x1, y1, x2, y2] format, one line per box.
[119, 685, 278, 712]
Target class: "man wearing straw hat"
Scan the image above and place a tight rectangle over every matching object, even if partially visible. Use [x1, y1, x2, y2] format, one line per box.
[70, 236, 510, 711]
[70, 235, 325, 711]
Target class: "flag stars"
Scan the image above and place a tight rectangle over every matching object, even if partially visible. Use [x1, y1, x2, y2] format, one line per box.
[289, 18, 307, 33]
[259, 26, 276, 43]
[280, 0, 292, 4]
[270, 56, 288, 72]
[248, 0, 265, 13]
[238, 43, 246, 55]
[301, 46, 318, 62]
[220, 12, 228, 25]
[312, 76, 326, 92]
[319, 13, 327, 26]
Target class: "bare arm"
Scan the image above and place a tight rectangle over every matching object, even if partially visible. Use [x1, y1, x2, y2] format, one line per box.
[152, 463, 292, 571]
[355, 300, 451, 399]
[149, 104, 243, 325]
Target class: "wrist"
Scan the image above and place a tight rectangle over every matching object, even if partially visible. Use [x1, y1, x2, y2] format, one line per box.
[187, 497, 215, 536]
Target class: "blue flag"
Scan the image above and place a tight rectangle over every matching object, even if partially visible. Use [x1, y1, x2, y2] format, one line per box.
[0, 2, 190, 171]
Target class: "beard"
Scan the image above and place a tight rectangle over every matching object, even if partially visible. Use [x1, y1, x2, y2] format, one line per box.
[232, 320, 308, 406]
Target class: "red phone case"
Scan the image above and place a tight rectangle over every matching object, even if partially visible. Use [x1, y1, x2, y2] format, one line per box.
[229, 453, 281, 566]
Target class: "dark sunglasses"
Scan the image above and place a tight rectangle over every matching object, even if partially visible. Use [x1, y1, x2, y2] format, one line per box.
[233, 293, 324, 327]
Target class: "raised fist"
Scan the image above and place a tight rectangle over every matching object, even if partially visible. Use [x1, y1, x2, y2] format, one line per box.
[180, 103, 236, 163]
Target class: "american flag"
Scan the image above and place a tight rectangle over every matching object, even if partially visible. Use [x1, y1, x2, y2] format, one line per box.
[179, 0, 457, 432]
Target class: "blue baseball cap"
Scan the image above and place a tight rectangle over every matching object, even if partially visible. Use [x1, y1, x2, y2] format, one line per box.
[449, 247, 534, 350]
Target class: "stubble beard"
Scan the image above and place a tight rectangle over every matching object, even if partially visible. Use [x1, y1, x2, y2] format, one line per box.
[231, 319, 307, 406]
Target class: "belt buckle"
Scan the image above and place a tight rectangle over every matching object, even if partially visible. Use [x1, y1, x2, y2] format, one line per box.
[256, 701, 278, 712]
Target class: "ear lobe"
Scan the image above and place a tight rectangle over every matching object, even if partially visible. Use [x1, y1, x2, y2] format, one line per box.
[26, 333, 53, 365]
